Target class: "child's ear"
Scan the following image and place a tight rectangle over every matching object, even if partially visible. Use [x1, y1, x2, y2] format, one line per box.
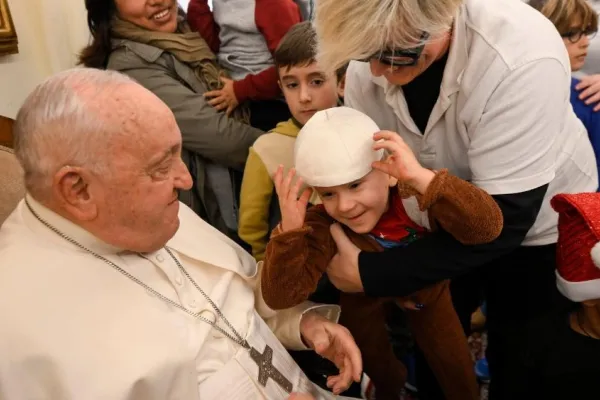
[278, 80, 282, 91]
[337, 74, 346, 98]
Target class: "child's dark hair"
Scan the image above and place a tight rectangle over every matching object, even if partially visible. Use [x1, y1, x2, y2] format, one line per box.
[274, 21, 347, 81]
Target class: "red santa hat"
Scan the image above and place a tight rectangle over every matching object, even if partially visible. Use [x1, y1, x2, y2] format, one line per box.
[551, 193, 600, 302]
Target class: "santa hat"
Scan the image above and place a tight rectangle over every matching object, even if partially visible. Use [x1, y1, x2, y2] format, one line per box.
[551, 193, 600, 302]
[294, 107, 383, 187]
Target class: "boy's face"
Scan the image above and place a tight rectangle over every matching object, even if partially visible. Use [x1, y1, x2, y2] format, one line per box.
[562, 17, 593, 72]
[278, 62, 340, 125]
[314, 170, 394, 234]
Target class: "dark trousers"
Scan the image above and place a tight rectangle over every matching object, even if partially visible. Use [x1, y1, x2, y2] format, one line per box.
[415, 244, 572, 400]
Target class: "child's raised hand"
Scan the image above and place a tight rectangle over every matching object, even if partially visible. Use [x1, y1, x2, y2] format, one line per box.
[372, 131, 435, 194]
[273, 165, 313, 232]
[205, 77, 239, 116]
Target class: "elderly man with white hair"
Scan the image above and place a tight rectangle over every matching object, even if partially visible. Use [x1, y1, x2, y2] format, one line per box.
[0, 68, 361, 400]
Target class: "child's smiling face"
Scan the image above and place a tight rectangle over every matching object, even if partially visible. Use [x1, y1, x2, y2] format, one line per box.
[315, 169, 394, 234]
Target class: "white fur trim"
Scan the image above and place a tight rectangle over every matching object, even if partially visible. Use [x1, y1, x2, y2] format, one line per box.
[556, 271, 600, 302]
[401, 196, 430, 230]
[591, 242, 600, 269]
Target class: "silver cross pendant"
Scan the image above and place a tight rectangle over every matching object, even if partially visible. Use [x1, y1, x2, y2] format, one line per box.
[249, 344, 294, 393]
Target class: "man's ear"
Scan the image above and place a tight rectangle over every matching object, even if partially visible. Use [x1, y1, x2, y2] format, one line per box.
[52, 165, 98, 221]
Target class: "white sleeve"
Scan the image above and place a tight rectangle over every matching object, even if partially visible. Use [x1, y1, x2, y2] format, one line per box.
[468, 58, 570, 195]
[252, 261, 340, 351]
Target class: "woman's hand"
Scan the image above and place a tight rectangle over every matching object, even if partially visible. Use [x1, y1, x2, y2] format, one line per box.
[576, 74, 600, 112]
[273, 165, 313, 232]
[205, 77, 240, 116]
[371, 130, 435, 194]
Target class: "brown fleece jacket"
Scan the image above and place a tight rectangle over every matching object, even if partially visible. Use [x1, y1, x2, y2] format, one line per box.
[262, 170, 503, 400]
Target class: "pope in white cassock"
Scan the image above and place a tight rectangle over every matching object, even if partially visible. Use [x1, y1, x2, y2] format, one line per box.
[0, 69, 362, 400]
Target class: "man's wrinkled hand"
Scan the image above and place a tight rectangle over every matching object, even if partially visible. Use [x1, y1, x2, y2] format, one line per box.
[300, 311, 362, 395]
[205, 77, 240, 115]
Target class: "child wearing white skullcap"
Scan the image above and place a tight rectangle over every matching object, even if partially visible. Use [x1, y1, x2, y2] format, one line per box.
[262, 106, 503, 400]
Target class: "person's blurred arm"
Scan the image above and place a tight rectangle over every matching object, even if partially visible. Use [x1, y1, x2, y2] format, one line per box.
[238, 148, 274, 260]
[187, 0, 221, 53]
[358, 185, 548, 297]
[232, 0, 302, 103]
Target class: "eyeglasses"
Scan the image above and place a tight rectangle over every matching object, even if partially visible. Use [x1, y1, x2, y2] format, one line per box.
[361, 32, 430, 67]
[561, 27, 598, 43]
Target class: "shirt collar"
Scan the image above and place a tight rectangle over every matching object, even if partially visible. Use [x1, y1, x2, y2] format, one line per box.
[23, 194, 124, 255]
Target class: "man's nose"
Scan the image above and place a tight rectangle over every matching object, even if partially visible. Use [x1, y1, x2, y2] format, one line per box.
[174, 159, 193, 190]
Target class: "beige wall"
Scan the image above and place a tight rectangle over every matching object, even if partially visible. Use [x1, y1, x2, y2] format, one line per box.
[0, 0, 89, 119]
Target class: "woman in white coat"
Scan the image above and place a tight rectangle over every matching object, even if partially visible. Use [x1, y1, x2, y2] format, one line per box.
[313, 0, 598, 398]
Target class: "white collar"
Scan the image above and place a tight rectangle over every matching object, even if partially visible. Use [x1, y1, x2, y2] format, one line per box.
[23, 194, 124, 255]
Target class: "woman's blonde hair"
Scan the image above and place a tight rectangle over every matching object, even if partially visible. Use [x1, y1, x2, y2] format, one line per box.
[313, 0, 463, 73]
[529, 0, 598, 35]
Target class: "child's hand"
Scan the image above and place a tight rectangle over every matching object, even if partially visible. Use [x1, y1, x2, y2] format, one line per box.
[205, 77, 239, 116]
[371, 131, 435, 194]
[576, 74, 600, 112]
[274, 165, 313, 232]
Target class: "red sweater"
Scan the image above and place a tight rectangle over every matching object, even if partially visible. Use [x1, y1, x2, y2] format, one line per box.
[187, 0, 302, 103]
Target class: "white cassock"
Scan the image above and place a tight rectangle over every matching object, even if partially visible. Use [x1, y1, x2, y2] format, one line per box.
[0, 196, 354, 400]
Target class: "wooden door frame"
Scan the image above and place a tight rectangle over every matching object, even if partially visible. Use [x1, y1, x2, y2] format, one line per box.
[0, 115, 14, 148]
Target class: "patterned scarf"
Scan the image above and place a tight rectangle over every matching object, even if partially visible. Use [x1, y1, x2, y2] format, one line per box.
[111, 16, 250, 123]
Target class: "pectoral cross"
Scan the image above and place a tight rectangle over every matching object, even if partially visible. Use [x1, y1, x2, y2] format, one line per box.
[249, 344, 294, 393]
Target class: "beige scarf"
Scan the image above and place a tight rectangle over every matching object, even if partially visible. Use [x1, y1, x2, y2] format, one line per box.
[111, 17, 250, 123]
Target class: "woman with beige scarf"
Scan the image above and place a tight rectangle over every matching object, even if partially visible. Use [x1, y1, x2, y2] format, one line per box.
[80, 0, 264, 237]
